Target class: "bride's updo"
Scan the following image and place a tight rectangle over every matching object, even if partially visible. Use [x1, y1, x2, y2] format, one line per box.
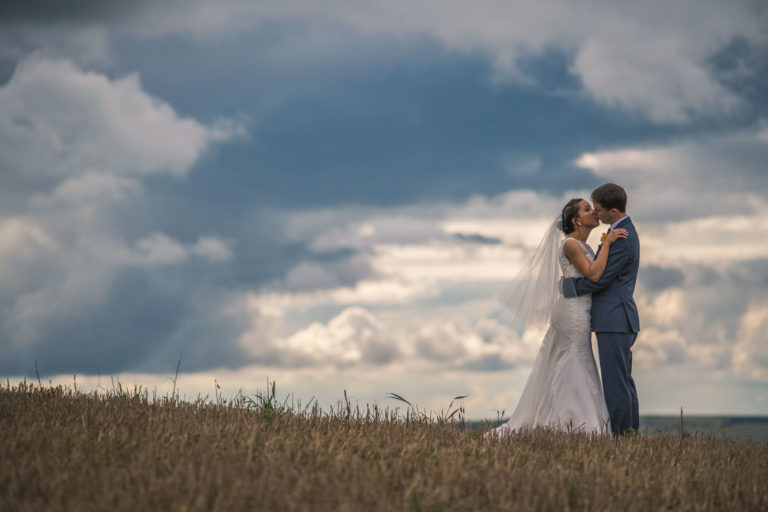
[560, 198, 583, 235]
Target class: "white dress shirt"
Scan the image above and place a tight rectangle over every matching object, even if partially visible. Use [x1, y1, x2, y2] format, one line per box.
[609, 215, 628, 231]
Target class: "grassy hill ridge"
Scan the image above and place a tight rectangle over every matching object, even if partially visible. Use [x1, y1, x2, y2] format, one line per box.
[2, 382, 767, 511]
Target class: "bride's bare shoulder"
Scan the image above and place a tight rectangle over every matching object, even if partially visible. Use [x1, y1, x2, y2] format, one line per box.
[562, 238, 585, 261]
[562, 237, 581, 250]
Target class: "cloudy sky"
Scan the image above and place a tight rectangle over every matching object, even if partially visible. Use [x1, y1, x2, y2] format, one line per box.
[1, 1, 767, 416]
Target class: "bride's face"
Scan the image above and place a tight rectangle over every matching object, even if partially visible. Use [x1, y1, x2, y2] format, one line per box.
[576, 200, 600, 228]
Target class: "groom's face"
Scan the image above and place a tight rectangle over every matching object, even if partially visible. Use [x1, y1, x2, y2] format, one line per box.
[592, 201, 612, 224]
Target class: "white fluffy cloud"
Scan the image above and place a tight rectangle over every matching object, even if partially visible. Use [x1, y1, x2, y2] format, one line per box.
[734, 300, 768, 380]
[248, 189, 584, 317]
[571, 24, 742, 122]
[279, 307, 399, 367]
[132, 233, 232, 266]
[235, 159, 768, 399]
[191, 237, 234, 263]
[576, 124, 768, 195]
[238, 301, 533, 371]
[31, 173, 142, 208]
[0, 56, 236, 182]
[0, 56, 241, 350]
[576, 123, 768, 265]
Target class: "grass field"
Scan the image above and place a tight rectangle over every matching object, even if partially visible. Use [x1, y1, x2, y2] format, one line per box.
[2, 381, 767, 511]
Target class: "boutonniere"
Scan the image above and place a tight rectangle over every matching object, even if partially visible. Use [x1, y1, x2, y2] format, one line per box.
[600, 229, 611, 244]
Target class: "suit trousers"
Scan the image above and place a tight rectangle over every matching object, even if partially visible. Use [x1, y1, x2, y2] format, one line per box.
[596, 332, 639, 435]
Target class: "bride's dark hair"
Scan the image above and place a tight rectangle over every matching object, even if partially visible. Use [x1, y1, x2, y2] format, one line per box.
[560, 198, 583, 235]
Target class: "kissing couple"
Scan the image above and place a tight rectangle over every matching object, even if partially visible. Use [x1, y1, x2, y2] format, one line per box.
[488, 183, 640, 438]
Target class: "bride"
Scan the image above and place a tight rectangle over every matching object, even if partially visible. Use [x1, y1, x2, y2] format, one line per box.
[487, 198, 627, 438]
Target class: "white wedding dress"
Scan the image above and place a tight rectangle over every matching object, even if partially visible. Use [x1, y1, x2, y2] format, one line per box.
[489, 238, 610, 437]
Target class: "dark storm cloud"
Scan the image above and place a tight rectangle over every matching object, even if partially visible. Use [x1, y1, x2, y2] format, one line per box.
[115, 23, 768, 213]
[722, 258, 768, 287]
[0, 266, 252, 378]
[460, 354, 516, 372]
[710, 36, 768, 121]
[641, 265, 685, 291]
[453, 233, 502, 245]
[684, 259, 768, 289]
[0, 2, 143, 24]
[116, 29, 700, 209]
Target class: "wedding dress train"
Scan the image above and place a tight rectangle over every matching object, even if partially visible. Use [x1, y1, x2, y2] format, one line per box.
[489, 238, 610, 437]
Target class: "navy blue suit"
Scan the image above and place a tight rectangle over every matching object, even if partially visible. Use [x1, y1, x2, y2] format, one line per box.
[562, 217, 640, 435]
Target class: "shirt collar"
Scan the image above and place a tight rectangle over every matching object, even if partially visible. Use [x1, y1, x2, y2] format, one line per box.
[609, 215, 628, 231]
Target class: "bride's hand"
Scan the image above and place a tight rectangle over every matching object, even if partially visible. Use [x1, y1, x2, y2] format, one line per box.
[605, 228, 628, 245]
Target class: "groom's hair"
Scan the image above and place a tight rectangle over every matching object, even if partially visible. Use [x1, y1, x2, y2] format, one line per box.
[592, 183, 627, 212]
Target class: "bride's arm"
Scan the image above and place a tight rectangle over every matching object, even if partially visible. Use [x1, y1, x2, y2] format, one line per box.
[563, 229, 627, 282]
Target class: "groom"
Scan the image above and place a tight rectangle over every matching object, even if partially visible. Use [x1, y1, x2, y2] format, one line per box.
[562, 183, 640, 435]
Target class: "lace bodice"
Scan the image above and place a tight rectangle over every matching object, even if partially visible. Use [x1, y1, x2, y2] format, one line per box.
[558, 238, 595, 278]
[553, 237, 593, 316]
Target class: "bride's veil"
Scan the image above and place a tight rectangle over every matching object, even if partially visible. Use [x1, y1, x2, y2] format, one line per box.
[499, 217, 563, 330]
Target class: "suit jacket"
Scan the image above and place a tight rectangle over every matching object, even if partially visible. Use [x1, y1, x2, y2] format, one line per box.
[562, 217, 640, 333]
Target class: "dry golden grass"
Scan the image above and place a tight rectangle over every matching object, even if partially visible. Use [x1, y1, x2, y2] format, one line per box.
[2, 381, 767, 511]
